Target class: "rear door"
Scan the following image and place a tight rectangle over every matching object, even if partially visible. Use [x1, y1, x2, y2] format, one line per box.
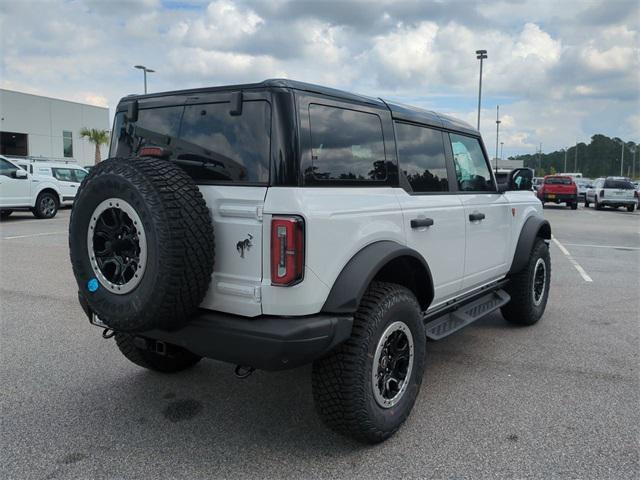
[393, 122, 465, 305]
[448, 132, 510, 290]
[112, 91, 272, 317]
[52, 168, 77, 202]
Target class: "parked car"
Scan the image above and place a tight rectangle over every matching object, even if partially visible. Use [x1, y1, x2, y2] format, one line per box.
[537, 175, 578, 209]
[69, 79, 551, 443]
[574, 178, 591, 202]
[0, 156, 62, 218]
[585, 177, 636, 211]
[30, 163, 88, 206]
[532, 177, 543, 192]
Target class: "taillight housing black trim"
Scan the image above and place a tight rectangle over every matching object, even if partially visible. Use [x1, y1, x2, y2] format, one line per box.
[270, 216, 305, 286]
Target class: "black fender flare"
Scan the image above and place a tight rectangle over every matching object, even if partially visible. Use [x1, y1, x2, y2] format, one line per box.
[321, 240, 434, 314]
[508, 216, 551, 275]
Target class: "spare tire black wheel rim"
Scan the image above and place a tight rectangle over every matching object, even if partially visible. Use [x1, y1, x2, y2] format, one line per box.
[372, 321, 414, 408]
[87, 198, 147, 295]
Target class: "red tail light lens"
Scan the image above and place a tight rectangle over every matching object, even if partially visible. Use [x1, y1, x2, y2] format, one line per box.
[271, 216, 304, 286]
[139, 146, 170, 158]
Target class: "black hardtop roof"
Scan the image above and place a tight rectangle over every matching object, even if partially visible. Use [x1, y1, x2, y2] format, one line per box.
[121, 78, 478, 135]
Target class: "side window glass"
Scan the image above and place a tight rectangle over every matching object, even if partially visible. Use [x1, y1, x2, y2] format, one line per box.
[0, 159, 18, 177]
[395, 122, 448, 192]
[52, 168, 74, 181]
[307, 104, 386, 182]
[73, 170, 88, 183]
[449, 133, 494, 192]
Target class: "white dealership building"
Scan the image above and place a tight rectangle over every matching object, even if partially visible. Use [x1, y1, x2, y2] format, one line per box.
[0, 89, 110, 165]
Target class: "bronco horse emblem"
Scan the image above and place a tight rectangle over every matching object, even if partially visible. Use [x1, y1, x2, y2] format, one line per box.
[236, 234, 253, 258]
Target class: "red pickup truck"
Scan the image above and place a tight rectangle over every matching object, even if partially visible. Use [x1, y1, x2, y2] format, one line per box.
[537, 175, 578, 209]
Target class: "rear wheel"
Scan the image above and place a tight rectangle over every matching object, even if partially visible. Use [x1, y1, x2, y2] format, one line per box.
[114, 333, 201, 373]
[312, 282, 426, 443]
[0, 210, 12, 219]
[33, 191, 58, 218]
[570, 202, 578, 210]
[584, 198, 590, 208]
[502, 238, 550, 326]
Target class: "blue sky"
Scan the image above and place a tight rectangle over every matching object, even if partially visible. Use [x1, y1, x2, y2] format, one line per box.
[1, 0, 638, 158]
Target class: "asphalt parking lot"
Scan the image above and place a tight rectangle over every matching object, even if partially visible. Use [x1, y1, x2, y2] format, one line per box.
[1, 204, 638, 480]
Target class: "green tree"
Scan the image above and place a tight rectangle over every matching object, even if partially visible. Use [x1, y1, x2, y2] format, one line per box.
[80, 128, 110, 165]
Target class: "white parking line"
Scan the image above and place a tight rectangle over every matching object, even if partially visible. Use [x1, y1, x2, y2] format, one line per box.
[563, 242, 640, 251]
[552, 237, 593, 282]
[2, 231, 66, 240]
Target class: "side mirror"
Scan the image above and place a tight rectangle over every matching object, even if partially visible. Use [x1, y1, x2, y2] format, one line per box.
[500, 168, 533, 192]
[15, 169, 28, 179]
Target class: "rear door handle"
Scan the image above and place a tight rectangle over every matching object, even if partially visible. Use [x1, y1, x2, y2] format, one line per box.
[410, 218, 434, 228]
[469, 212, 485, 222]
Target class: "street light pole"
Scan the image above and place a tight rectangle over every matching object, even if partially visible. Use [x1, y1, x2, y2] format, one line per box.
[620, 141, 625, 177]
[495, 105, 501, 172]
[500, 141, 504, 160]
[134, 65, 156, 94]
[563, 148, 568, 173]
[476, 50, 487, 131]
[574, 141, 578, 172]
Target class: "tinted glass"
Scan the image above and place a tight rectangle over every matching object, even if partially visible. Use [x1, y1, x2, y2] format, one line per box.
[449, 133, 493, 191]
[178, 101, 270, 183]
[395, 122, 448, 192]
[112, 102, 271, 184]
[52, 168, 74, 181]
[604, 179, 634, 189]
[545, 177, 572, 185]
[0, 158, 18, 176]
[308, 104, 386, 182]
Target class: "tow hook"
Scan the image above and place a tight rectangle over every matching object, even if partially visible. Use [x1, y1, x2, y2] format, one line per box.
[102, 328, 115, 339]
[234, 365, 255, 379]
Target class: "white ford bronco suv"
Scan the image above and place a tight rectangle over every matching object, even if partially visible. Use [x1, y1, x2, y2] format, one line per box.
[69, 79, 551, 443]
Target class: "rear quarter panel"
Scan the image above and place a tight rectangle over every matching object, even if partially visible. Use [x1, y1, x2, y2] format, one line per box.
[261, 187, 405, 315]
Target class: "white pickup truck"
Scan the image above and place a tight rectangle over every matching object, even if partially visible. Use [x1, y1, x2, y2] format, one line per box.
[0, 156, 86, 219]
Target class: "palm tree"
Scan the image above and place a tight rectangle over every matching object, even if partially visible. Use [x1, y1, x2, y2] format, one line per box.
[80, 128, 110, 165]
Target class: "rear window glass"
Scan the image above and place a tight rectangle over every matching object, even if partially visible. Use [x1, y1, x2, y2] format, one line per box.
[604, 179, 634, 189]
[110, 100, 271, 184]
[395, 122, 448, 192]
[545, 177, 572, 185]
[308, 104, 386, 182]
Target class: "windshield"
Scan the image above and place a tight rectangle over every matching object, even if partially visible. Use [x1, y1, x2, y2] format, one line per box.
[604, 179, 634, 189]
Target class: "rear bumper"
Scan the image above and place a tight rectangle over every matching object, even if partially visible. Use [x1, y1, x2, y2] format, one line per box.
[600, 198, 636, 206]
[79, 293, 352, 371]
[540, 193, 577, 203]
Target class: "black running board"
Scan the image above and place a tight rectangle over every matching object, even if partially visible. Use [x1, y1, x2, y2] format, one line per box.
[424, 289, 510, 340]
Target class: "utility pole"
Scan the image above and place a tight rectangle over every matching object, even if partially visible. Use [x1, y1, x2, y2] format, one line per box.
[563, 148, 568, 173]
[574, 141, 578, 172]
[500, 142, 504, 160]
[620, 141, 625, 177]
[538, 143, 542, 175]
[476, 50, 487, 131]
[495, 105, 501, 172]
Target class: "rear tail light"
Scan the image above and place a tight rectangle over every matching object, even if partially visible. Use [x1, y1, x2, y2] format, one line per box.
[271, 216, 304, 286]
[139, 146, 171, 158]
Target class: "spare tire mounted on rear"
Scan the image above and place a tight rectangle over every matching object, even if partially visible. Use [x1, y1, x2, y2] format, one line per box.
[69, 157, 215, 332]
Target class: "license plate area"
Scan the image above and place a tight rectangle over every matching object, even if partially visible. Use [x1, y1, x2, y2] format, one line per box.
[547, 194, 556, 199]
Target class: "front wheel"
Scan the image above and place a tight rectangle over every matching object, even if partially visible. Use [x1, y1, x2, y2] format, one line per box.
[0, 210, 12, 219]
[312, 282, 426, 443]
[570, 202, 578, 210]
[595, 197, 602, 210]
[502, 238, 550, 326]
[627, 204, 635, 212]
